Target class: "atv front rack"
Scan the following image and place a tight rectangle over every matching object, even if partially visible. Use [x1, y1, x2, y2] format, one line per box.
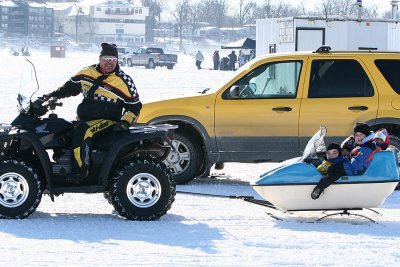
[129, 124, 178, 134]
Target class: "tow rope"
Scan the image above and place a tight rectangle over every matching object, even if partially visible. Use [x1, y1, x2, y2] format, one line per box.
[176, 190, 278, 210]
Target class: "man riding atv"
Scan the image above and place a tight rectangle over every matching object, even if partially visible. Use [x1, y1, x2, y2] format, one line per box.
[45, 43, 142, 183]
[0, 57, 176, 220]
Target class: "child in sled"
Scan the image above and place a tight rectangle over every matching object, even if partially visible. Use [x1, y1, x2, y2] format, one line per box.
[374, 128, 390, 150]
[311, 123, 381, 200]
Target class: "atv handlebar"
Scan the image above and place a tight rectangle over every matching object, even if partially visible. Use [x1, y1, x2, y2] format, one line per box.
[31, 96, 62, 116]
[47, 98, 63, 110]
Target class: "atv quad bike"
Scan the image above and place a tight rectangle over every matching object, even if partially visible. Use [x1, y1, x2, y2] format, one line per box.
[0, 60, 177, 220]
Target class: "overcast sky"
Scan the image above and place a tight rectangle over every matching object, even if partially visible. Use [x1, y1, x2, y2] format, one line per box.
[162, 0, 393, 18]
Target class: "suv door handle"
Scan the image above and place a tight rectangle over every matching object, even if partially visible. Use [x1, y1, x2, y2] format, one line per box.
[348, 106, 368, 111]
[272, 107, 292, 112]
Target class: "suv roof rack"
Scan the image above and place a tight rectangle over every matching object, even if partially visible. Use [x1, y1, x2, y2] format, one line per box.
[314, 46, 332, 53]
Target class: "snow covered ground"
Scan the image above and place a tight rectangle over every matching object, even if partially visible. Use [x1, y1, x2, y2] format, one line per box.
[0, 49, 399, 266]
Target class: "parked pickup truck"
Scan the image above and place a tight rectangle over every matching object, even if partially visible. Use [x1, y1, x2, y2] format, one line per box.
[125, 47, 177, 69]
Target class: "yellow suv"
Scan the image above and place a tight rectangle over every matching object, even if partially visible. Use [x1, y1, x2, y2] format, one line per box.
[138, 46, 400, 184]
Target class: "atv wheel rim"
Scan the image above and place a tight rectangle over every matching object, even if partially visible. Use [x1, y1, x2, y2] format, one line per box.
[0, 172, 29, 208]
[126, 173, 161, 208]
[164, 139, 190, 174]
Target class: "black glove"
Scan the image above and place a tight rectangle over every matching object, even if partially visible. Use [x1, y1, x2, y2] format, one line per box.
[113, 120, 130, 132]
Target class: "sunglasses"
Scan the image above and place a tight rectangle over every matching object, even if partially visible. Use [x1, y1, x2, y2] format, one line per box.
[101, 56, 118, 62]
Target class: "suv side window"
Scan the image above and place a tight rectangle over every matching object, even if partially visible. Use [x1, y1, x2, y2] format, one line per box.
[374, 60, 400, 94]
[226, 61, 302, 99]
[308, 59, 374, 98]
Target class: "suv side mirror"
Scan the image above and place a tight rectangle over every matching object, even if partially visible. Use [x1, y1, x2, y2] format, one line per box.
[229, 85, 240, 99]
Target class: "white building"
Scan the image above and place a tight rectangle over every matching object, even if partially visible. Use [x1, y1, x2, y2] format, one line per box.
[256, 15, 400, 56]
[49, 0, 149, 45]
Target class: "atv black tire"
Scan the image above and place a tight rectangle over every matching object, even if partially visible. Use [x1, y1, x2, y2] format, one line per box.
[110, 158, 175, 220]
[0, 160, 42, 219]
[163, 133, 201, 185]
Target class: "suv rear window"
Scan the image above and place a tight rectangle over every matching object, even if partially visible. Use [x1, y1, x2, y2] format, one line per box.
[308, 59, 374, 98]
[375, 60, 400, 94]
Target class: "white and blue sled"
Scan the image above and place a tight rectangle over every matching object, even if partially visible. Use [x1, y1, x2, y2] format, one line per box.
[252, 127, 399, 215]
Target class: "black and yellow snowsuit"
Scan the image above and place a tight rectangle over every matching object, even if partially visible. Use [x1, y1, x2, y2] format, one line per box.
[50, 64, 142, 177]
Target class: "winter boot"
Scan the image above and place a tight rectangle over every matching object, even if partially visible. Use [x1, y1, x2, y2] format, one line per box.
[311, 186, 323, 200]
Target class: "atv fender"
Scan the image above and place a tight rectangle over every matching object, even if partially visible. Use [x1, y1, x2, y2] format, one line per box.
[99, 131, 169, 185]
[0, 131, 54, 199]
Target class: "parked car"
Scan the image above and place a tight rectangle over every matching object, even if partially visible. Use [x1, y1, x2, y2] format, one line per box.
[125, 47, 177, 69]
[137, 46, 400, 184]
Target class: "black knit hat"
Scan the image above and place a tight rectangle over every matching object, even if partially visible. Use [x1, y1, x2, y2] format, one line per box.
[100, 43, 118, 58]
[353, 123, 371, 136]
[327, 143, 342, 156]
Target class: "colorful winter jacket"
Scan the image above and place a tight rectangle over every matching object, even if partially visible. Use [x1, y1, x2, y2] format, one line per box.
[50, 64, 142, 123]
[343, 133, 381, 175]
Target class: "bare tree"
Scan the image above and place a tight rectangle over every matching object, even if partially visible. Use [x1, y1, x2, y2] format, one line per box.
[362, 3, 379, 18]
[197, 0, 228, 27]
[273, 1, 301, 17]
[238, 0, 253, 26]
[262, 0, 274, 19]
[214, 0, 228, 27]
[320, 0, 379, 18]
[173, 0, 190, 48]
[141, 0, 166, 41]
[187, 2, 202, 41]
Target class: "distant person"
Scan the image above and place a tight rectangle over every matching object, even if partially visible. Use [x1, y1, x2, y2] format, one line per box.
[316, 143, 346, 175]
[249, 50, 255, 61]
[228, 51, 237, 71]
[212, 50, 220, 70]
[195, 50, 204, 70]
[239, 50, 245, 67]
[9, 47, 19, 56]
[220, 57, 229, 71]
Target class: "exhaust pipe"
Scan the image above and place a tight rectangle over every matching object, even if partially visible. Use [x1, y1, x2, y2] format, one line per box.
[391, 0, 399, 20]
[356, 0, 362, 21]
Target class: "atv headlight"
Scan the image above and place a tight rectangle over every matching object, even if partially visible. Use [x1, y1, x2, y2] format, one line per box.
[17, 94, 30, 114]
